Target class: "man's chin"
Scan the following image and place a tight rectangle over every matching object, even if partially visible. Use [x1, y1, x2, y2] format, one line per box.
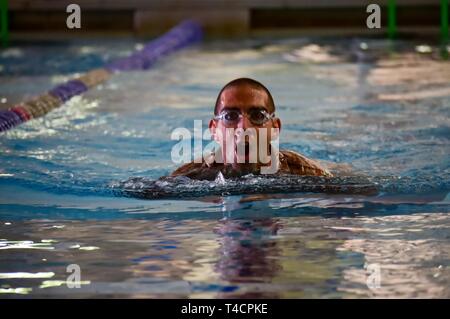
[234, 149, 257, 164]
[230, 161, 260, 175]
[235, 155, 252, 164]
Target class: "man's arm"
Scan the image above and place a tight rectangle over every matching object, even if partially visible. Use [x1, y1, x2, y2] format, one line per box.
[281, 150, 333, 177]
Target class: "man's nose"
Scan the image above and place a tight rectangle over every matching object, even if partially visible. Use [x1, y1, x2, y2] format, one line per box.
[237, 114, 252, 129]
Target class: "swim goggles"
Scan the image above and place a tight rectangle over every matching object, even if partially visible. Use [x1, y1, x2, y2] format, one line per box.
[214, 108, 275, 126]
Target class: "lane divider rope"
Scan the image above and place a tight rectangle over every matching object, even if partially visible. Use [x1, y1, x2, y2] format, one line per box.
[0, 20, 202, 133]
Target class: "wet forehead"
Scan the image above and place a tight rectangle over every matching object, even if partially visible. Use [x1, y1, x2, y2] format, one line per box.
[217, 85, 270, 112]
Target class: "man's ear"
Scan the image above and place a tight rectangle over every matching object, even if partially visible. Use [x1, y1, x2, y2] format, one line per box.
[273, 117, 281, 131]
[271, 117, 281, 140]
[209, 119, 218, 141]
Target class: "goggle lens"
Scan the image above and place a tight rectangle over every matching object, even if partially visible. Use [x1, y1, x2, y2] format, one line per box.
[216, 109, 273, 126]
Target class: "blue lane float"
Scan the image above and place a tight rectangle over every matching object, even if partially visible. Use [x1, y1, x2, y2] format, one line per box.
[0, 110, 23, 131]
[49, 79, 89, 102]
[0, 20, 203, 133]
[105, 20, 203, 72]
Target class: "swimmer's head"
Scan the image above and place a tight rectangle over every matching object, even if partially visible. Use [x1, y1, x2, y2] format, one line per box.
[209, 78, 281, 171]
[213, 78, 276, 115]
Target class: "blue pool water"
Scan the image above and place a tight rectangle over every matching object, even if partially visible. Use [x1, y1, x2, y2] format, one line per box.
[0, 38, 449, 298]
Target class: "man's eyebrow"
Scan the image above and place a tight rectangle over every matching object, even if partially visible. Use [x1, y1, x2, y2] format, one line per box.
[248, 106, 269, 111]
[220, 106, 240, 112]
[221, 105, 268, 111]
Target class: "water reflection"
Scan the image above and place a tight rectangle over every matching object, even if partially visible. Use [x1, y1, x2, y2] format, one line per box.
[213, 217, 282, 298]
[0, 209, 449, 298]
[336, 213, 450, 298]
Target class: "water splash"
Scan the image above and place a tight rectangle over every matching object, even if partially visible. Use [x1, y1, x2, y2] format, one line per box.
[112, 172, 450, 200]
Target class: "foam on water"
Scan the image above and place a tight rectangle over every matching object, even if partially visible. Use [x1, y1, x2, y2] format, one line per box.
[112, 173, 450, 200]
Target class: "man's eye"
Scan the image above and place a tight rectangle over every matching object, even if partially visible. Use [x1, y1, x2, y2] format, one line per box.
[224, 112, 239, 121]
[250, 111, 265, 122]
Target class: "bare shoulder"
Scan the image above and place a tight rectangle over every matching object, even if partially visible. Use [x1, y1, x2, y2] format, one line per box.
[170, 161, 203, 177]
[280, 150, 333, 177]
[170, 154, 219, 181]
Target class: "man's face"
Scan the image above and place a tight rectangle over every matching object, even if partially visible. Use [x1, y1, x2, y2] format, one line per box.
[209, 84, 281, 170]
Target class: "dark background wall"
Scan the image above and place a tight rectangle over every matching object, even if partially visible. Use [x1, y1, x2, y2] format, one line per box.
[4, 0, 446, 37]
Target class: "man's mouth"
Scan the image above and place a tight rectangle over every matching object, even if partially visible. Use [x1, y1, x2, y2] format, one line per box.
[235, 141, 251, 163]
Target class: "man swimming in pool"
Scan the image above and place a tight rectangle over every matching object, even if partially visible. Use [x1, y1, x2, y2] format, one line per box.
[170, 78, 332, 180]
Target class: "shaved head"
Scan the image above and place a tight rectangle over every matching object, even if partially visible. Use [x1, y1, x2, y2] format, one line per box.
[214, 78, 275, 115]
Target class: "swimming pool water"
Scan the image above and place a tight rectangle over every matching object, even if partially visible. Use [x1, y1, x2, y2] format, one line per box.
[0, 37, 449, 298]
